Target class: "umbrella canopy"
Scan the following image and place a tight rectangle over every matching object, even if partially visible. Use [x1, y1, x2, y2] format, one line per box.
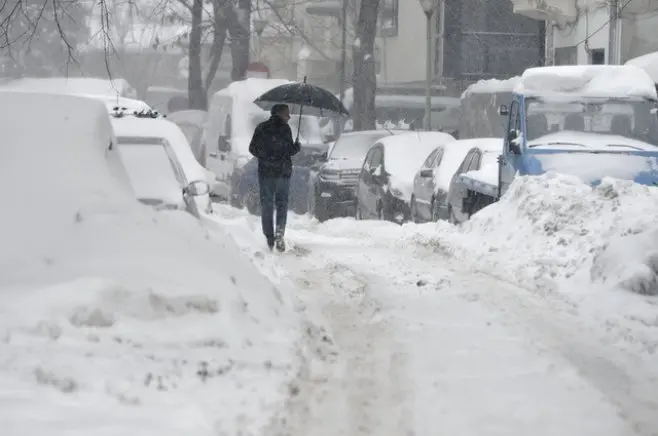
[253, 77, 350, 117]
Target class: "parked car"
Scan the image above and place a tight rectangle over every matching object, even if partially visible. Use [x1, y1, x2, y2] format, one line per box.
[168, 110, 209, 166]
[410, 138, 480, 222]
[356, 131, 455, 223]
[445, 139, 503, 224]
[237, 143, 328, 216]
[308, 130, 406, 221]
[111, 112, 215, 219]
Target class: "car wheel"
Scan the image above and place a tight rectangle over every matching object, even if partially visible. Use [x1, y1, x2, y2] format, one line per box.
[410, 196, 419, 223]
[377, 203, 384, 221]
[430, 198, 439, 222]
[307, 190, 316, 218]
[447, 204, 458, 225]
[245, 186, 260, 216]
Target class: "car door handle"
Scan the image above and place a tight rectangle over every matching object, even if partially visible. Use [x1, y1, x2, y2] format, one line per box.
[209, 152, 218, 158]
[220, 155, 225, 161]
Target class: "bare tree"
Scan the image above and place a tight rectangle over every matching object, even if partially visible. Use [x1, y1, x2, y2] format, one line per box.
[0, 0, 92, 76]
[352, 0, 379, 131]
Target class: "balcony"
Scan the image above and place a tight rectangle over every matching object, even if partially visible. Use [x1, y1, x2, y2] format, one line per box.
[511, 0, 577, 22]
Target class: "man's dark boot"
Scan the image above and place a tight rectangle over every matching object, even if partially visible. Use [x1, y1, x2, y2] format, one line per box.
[266, 236, 274, 251]
[274, 229, 285, 252]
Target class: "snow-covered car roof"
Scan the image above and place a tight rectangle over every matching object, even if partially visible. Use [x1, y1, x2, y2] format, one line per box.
[213, 78, 291, 102]
[516, 65, 658, 101]
[0, 77, 136, 98]
[378, 131, 455, 178]
[82, 94, 151, 113]
[111, 117, 207, 185]
[625, 51, 658, 84]
[461, 76, 522, 98]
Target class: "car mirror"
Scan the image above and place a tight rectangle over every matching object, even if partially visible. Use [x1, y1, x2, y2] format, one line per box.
[498, 104, 509, 116]
[183, 180, 210, 197]
[218, 136, 231, 152]
[419, 169, 433, 178]
[370, 165, 382, 177]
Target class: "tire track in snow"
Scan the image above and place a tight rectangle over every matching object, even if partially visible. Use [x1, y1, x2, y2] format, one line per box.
[276, 258, 413, 436]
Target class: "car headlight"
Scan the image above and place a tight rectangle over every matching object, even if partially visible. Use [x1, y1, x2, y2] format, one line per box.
[390, 187, 404, 199]
[319, 169, 340, 181]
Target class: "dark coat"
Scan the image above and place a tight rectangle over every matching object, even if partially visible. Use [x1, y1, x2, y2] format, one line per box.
[249, 116, 301, 178]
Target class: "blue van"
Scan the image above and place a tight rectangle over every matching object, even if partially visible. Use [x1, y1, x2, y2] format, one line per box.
[458, 65, 658, 206]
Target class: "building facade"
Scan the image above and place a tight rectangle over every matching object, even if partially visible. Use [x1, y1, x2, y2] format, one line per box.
[512, 0, 658, 65]
[377, 0, 544, 88]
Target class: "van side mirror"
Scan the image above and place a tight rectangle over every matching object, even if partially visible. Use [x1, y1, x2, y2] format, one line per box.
[218, 136, 231, 152]
[498, 104, 509, 116]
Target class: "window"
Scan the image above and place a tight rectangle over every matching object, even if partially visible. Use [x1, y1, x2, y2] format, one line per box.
[380, 0, 398, 37]
[468, 150, 481, 171]
[422, 148, 441, 168]
[555, 46, 577, 65]
[589, 48, 605, 65]
[371, 147, 384, 168]
[457, 150, 476, 175]
[433, 148, 445, 167]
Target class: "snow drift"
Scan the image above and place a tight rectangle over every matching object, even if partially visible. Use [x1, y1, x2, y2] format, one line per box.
[418, 173, 658, 296]
[0, 92, 302, 435]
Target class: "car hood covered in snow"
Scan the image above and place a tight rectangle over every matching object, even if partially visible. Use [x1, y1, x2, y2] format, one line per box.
[525, 132, 658, 185]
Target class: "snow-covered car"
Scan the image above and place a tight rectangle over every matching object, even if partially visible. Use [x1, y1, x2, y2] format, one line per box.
[309, 130, 407, 222]
[111, 112, 216, 220]
[446, 139, 503, 224]
[0, 76, 137, 98]
[355, 131, 455, 223]
[497, 65, 658, 194]
[167, 109, 209, 166]
[410, 138, 480, 222]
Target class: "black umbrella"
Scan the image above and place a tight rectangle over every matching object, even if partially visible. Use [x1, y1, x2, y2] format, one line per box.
[254, 76, 350, 142]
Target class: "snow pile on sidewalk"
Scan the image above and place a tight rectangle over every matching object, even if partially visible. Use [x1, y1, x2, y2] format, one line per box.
[413, 173, 658, 294]
[0, 92, 302, 436]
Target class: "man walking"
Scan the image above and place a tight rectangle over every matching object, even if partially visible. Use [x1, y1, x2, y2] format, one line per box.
[249, 104, 301, 252]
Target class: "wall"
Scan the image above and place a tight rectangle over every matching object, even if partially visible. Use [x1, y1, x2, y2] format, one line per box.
[552, 4, 610, 64]
[380, 1, 428, 83]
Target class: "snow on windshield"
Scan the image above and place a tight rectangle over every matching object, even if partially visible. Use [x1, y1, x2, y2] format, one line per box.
[525, 98, 658, 147]
[117, 143, 183, 206]
[330, 133, 389, 160]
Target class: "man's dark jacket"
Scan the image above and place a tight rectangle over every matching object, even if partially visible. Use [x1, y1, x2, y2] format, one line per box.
[249, 116, 301, 178]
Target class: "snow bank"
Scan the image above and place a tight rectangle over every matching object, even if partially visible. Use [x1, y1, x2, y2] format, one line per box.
[0, 92, 303, 435]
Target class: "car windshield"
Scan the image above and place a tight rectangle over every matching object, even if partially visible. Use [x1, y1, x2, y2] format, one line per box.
[525, 97, 658, 147]
[329, 133, 390, 160]
[117, 141, 184, 206]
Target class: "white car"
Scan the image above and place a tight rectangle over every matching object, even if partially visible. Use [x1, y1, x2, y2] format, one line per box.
[111, 112, 216, 219]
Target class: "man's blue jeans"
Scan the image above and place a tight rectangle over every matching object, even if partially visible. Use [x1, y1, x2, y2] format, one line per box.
[259, 174, 291, 244]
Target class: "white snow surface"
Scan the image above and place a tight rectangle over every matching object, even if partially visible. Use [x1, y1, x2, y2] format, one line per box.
[212, 199, 658, 436]
[437, 138, 502, 192]
[625, 50, 658, 83]
[0, 77, 137, 98]
[463, 153, 500, 187]
[406, 173, 658, 352]
[0, 92, 303, 436]
[381, 131, 455, 201]
[461, 76, 521, 98]
[516, 65, 658, 100]
[111, 116, 216, 215]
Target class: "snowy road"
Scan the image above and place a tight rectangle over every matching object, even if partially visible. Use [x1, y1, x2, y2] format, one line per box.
[216, 206, 658, 436]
